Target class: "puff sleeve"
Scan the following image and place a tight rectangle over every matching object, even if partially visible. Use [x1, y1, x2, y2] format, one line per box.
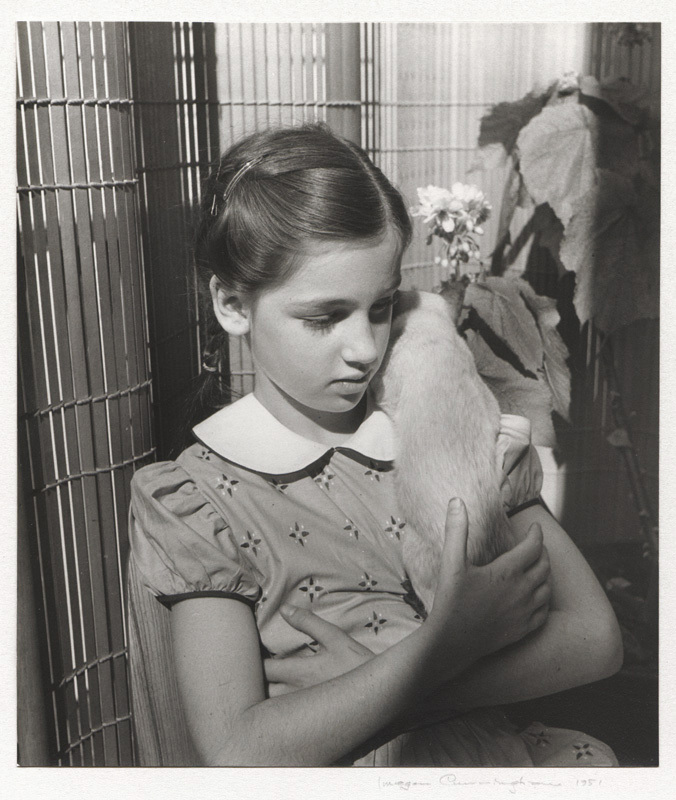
[496, 414, 544, 516]
[129, 461, 260, 608]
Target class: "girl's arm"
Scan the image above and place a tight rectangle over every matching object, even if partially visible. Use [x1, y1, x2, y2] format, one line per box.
[268, 505, 621, 715]
[169, 501, 548, 766]
[443, 503, 623, 708]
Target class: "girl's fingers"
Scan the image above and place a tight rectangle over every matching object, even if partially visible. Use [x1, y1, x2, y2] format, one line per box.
[525, 548, 551, 590]
[498, 523, 543, 573]
[531, 579, 552, 610]
[527, 603, 549, 634]
[263, 658, 288, 684]
[440, 498, 470, 568]
[264, 656, 305, 684]
[279, 604, 362, 652]
[266, 680, 292, 697]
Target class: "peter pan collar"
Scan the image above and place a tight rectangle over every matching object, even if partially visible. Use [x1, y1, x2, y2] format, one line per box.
[192, 391, 395, 475]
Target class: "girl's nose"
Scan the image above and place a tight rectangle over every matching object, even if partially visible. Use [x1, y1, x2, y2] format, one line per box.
[341, 317, 379, 366]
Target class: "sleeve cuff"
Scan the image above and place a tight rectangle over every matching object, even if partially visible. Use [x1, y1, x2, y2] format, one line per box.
[506, 496, 545, 518]
[154, 590, 257, 609]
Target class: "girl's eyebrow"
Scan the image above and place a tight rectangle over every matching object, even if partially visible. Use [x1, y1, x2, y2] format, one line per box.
[290, 281, 401, 313]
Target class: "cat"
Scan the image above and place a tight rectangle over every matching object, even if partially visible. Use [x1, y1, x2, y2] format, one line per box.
[372, 290, 520, 612]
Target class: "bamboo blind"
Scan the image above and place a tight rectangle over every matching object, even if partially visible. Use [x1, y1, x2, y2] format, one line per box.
[365, 23, 659, 547]
[17, 21, 659, 767]
[17, 21, 152, 764]
[209, 23, 361, 401]
[365, 23, 592, 290]
[128, 22, 222, 460]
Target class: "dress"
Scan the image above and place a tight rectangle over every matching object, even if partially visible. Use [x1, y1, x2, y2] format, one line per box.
[129, 391, 617, 766]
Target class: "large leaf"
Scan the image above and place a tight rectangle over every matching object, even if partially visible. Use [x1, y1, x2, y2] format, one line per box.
[463, 278, 544, 377]
[469, 141, 509, 173]
[518, 281, 571, 422]
[532, 203, 566, 276]
[559, 170, 659, 333]
[579, 75, 649, 127]
[478, 90, 549, 154]
[517, 104, 598, 226]
[464, 328, 556, 446]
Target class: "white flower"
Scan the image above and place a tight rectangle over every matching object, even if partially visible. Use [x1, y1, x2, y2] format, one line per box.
[440, 215, 455, 233]
[557, 70, 580, 94]
[413, 182, 492, 273]
[412, 185, 454, 222]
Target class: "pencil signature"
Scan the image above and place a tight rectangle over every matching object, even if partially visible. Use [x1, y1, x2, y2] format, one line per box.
[378, 774, 571, 793]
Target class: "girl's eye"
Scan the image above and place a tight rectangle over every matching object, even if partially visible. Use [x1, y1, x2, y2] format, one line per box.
[370, 292, 399, 316]
[302, 314, 338, 333]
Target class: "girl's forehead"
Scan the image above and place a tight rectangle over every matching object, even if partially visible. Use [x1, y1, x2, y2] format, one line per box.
[286, 232, 403, 292]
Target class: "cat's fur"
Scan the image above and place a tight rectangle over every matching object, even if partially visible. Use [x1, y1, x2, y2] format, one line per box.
[372, 290, 519, 612]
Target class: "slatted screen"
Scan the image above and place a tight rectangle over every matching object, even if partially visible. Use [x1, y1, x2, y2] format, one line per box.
[561, 23, 659, 548]
[211, 23, 361, 400]
[17, 21, 150, 764]
[17, 21, 659, 766]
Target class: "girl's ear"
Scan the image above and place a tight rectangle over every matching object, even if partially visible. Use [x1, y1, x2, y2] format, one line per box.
[209, 275, 251, 336]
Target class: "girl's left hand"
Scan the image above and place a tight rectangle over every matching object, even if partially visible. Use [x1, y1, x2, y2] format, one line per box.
[264, 605, 374, 696]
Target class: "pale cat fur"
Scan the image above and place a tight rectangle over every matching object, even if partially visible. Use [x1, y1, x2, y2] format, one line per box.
[372, 290, 520, 612]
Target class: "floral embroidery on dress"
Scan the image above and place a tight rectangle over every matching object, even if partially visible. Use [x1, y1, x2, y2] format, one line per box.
[314, 467, 335, 490]
[216, 474, 239, 497]
[289, 522, 311, 546]
[196, 448, 213, 461]
[343, 520, 359, 540]
[364, 467, 381, 482]
[365, 610, 388, 635]
[269, 478, 289, 493]
[298, 576, 324, 602]
[359, 572, 378, 590]
[524, 728, 551, 747]
[574, 742, 594, 760]
[385, 516, 406, 540]
[240, 530, 262, 556]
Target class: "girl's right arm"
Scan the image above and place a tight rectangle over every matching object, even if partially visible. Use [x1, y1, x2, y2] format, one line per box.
[170, 499, 549, 766]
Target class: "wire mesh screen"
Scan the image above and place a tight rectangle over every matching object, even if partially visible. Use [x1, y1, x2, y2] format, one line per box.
[364, 23, 591, 290]
[17, 21, 152, 764]
[210, 23, 361, 400]
[556, 22, 660, 547]
[364, 22, 659, 547]
[17, 21, 659, 767]
[128, 22, 222, 460]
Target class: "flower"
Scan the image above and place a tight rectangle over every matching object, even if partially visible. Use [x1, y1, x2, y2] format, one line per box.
[412, 182, 492, 279]
[557, 70, 581, 95]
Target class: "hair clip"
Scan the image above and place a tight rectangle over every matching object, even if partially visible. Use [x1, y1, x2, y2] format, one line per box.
[223, 156, 264, 204]
[210, 194, 219, 216]
[201, 361, 219, 373]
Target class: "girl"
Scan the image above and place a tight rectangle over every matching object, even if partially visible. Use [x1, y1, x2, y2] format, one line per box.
[129, 124, 622, 767]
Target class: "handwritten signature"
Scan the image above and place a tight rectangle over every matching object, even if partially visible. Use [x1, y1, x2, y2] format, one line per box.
[378, 774, 600, 793]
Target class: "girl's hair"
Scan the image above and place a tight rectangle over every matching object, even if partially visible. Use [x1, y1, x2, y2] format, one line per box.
[195, 122, 411, 292]
[190, 123, 412, 423]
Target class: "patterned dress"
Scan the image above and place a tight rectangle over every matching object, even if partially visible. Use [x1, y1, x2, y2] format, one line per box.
[129, 392, 617, 766]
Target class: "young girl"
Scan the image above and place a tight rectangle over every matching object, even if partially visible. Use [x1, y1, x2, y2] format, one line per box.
[128, 124, 622, 767]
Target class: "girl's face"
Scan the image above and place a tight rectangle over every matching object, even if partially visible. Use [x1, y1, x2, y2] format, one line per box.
[247, 230, 402, 439]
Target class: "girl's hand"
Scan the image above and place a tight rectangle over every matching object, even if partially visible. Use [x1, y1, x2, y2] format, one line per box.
[264, 606, 374, 696]
[426, 498, 551, 670]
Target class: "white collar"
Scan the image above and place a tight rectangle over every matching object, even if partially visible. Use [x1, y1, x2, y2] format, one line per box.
[192, 391, 395, 475]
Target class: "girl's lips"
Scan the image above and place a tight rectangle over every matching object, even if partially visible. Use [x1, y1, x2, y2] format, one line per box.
[333, 374, 369, 384]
